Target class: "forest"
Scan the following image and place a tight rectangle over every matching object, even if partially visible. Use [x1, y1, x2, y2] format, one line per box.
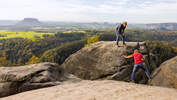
[0, 28, 177, 67]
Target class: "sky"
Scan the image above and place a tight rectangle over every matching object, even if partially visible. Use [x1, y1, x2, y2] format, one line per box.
[0, 0, 177, 23]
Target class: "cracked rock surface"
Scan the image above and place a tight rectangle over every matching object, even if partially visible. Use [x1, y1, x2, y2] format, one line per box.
[0, 62, 80, 97]
[61, 41, 159, 83]
[149, 56, 177, 89]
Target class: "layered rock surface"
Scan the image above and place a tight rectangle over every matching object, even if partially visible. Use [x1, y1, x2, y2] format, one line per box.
[1, 80, 177, 100]
[0, 62, 80, 97]
[61, 41, 157, 83]
[149, 56, 177, 89]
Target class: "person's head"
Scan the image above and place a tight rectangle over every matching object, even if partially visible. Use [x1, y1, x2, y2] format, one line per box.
[134, 49, 139, 53]
[122, 21, 127, 27]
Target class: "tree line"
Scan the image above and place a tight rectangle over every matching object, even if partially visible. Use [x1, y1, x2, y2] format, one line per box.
[0, 29, 176, 67]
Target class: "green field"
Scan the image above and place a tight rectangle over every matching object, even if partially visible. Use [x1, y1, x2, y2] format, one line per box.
[0, 31, 56, 40]
[63, 30, 86, 34]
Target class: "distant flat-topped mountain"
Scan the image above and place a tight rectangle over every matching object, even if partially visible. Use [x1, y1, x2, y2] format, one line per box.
[15, 18, 42, 26]
[0, 18, 177, 31]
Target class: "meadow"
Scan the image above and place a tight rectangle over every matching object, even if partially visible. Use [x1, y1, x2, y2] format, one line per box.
[0, 31, 56, 40]
[63, 30, 86, 34]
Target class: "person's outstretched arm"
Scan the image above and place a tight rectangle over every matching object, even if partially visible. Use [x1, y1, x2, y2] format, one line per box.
[123, 55, 133, 59]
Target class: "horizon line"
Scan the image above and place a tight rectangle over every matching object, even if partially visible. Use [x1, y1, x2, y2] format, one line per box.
[0, 18, 177, 24]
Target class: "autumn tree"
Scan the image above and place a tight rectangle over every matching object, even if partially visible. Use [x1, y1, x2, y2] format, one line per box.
[26, 55, 41, 65]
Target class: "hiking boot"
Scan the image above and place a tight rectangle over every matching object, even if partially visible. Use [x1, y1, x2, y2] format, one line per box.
[130, 80, 135, 83]
[148, 77, 152, 83]
[116, 44, 121, 47]
[123, 43, 126, 46]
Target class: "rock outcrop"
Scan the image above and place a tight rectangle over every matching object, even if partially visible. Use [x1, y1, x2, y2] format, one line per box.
[149, 56, 177, 89]
[61, 41, 157, 83]
[15, 18, 42, 26]
[1, 80, 177, 100]
[0, 62, 80, 97]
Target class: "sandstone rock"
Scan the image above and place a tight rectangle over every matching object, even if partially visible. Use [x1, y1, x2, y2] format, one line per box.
[1, 80, 177, 100]
[0, 62, 80, 97]
[149, 56, 177, 89]
[61, 41, 154, 83]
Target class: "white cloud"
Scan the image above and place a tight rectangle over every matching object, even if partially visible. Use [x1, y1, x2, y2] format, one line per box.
[0, 0, 177, 23]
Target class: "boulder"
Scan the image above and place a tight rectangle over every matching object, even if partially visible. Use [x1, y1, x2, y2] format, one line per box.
[149, 56, 177, 89]
[61, 41, 154, 83]
[1, 80, 177, 100]
[0, 62, 80, 97]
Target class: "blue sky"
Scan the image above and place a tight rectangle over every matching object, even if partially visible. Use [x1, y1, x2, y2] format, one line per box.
[0, 0, 177, 23]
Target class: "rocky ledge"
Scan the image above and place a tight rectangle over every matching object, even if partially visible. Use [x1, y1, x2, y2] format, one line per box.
[0, 62, 80, 97]
[61, 41, 158, 83]
[1, 80, 177, 100]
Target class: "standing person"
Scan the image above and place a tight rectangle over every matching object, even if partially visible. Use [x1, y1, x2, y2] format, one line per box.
[115, 21, 127, 47]
[123, 49, 151, 82]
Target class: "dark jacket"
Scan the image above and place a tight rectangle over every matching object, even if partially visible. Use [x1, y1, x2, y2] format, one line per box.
[115, 24, 126, 35]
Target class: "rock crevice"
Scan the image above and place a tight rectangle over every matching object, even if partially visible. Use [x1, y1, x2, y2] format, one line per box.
[61, 41, 158, 83]
[0, 62, 80, 97]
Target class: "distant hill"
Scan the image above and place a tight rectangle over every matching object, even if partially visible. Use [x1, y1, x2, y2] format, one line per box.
[128, 23, 177, 31]
[145, 23, 177, 31]
[15, 18, 43, 26]
[0, 18, 177, 31]
[47, 22, 177, 31]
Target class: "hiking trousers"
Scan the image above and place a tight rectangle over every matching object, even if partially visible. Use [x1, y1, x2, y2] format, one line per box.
[131, 63, 151, 81]
[116, 33, 125, 45]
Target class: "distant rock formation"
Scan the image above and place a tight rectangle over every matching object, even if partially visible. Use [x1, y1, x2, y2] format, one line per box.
[0, 63, 80, 97]
[61, 41, 159, 83]
[1, 80, 177, 100]
[15, 18, 42, 26]
[149, 56, 177, 89]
